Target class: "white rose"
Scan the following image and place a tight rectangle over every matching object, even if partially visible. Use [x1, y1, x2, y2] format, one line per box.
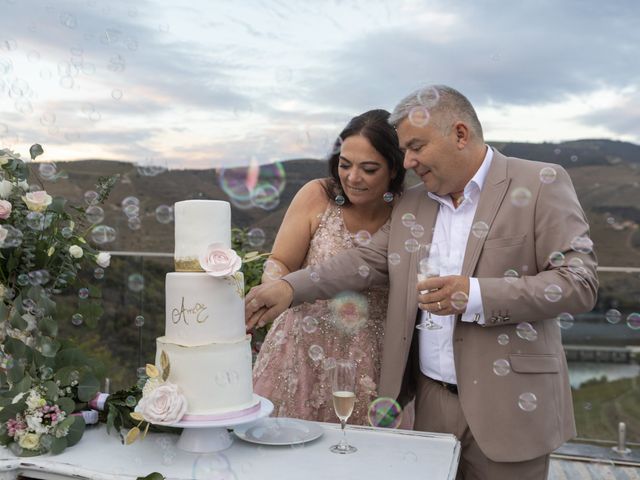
[18, 432, 41, 450]
[142, 377, 162, 397]
[18, 180, 29, 191]
[139, 382, 188, 425]
[0, 180, 13, 198]
[199, 243, 242, 277]
[22, 190, 52, 212]
[69, 245, 83, 258]
[96, 251, 111, 268]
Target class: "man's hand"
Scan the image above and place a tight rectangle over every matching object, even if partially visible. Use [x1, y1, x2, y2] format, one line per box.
[245, 280, 294, 331]
[417, 275, 470, 316]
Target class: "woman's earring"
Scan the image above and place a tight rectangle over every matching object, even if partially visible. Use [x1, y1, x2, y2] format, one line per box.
[335, 194, 346, 206]
[383, 192, 394, 203]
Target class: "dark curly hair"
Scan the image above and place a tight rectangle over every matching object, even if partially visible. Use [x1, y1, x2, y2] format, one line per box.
[322, 109, 405, 206]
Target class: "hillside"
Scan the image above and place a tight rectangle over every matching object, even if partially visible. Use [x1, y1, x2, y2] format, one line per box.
[39, 138, 640, 268]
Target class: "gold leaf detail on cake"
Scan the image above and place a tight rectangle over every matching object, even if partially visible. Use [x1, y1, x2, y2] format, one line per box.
[175, 258, 204, 272]
[233, 271, 244, 298]
[146, 364, 160, 379]
[161, 351, 171, 381]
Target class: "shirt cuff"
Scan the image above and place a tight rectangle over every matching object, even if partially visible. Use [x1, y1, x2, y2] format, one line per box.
[461, 277, 485, 324]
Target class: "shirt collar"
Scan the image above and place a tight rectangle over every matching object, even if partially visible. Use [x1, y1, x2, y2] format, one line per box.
[427, 146, 494, 209]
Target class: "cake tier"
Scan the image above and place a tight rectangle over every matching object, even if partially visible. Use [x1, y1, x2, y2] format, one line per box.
[165, 272, 245, 346]
[174, 200, 231, 271]
[156, 336, 255, 416]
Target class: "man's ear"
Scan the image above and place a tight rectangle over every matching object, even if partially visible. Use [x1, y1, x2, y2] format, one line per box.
[454, 122, 470, 148]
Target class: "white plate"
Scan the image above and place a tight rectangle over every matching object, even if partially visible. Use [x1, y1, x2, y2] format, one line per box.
[233, 417, 324, 446]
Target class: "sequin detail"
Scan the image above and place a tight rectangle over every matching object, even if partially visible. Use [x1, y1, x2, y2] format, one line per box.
[253, 202, 388, 425]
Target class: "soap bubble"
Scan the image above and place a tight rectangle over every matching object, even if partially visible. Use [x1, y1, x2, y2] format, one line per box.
[121, 196, 140, 208]
[301, 316, 318, 334]
[627, 313, 640, 330]
[128, 274, 144, 292]
[492, 359, 511, 376]
[219, 163, 286, 210]
[497, 334, 509, 346]
[78, 288, 89, 299]
[247, 228, 266, 247]
[450, 291, 469, 311]
[91, 225, 116, 244]
[84, 190, 99, 205]
[85, 205, 104, 224]
[367, 397, 403, 428]
[543, 284, 563, 302]
[539, 167, 557, 184]
[410, 224, 425, 238]
[570, 235, 593, 254]
[354, 230, 372, 246]
[510, 187, 532, 207]
[518, 392, 538, 412]
[471, 221, 489, 238]
[401, 213, 416, 227]
[358, 265, 370, 277]
[388, 253, 401, 266]
[94, 268, 104, 280]
[128, 217, 142, 230]
[155, 205, 173, 224]
[383, 192, 394, 203]
[0, 225, 23, 247]
[250, 184, 280, 210]
[38, 163, 57, 181]
[516, 322, 538, 341]
[308, 345, 324, 362]
[125, 396, 137, 407]
[605, 309, 621, 324]
[134, 315, 145, 327]
[408, 106, 430, 127]
[503, 269, 519, 284]
[555, 312, 574, 329]
[124, 204, 139, 218]
[71, 313, 83, 326]
[404, 238, 419, 253]
[548, 251, 565, 267]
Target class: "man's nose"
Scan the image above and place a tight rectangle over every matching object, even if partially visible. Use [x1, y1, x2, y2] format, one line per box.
[403, 151, 415, 169]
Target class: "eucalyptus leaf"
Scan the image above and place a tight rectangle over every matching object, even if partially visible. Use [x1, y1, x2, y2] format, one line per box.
[77, 371, 100, 402]
[49, 436, 67, 455]
[137, 473, 165, 480]
[57, 396, 76, 414]
[66, 415, 86, 447]
[42, 380, 60, 399]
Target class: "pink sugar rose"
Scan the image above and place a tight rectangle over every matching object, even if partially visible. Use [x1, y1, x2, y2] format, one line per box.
[138, 382, 187, 425]
[199, 243, 241, 277]
[0, 200, 11, 219]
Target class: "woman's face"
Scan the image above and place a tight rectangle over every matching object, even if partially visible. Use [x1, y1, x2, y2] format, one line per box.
[338, 134, 392, 207]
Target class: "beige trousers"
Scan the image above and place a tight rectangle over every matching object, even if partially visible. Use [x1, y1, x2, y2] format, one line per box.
[414, 373, 550, 480]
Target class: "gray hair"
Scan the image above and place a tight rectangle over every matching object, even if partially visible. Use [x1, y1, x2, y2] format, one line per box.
[389, 85, 484, 140]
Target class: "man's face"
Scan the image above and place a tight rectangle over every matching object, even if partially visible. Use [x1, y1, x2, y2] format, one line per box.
[397, 117, 464, 196]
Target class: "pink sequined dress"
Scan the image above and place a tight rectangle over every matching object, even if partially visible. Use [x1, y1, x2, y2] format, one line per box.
[253, 202, 389, 425]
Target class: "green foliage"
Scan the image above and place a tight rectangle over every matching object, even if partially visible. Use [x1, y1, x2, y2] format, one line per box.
[0, 144, 118, 456]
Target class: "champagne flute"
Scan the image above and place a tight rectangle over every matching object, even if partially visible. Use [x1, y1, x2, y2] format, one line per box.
[416, 243, 443, 330]
[330, 360, 357, 454]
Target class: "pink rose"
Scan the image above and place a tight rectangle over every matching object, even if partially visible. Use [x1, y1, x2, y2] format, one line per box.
[199, 243, 241, 277]
[0, 200, 11, 219]
[22, 191, 52, 212]
[138, 382, 187, 425]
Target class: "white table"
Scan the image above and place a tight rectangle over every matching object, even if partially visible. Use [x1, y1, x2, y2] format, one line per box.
[0, 423, 460, 480]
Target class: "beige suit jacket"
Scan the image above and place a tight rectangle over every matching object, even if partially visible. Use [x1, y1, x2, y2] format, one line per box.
[285, 149, 598, 462]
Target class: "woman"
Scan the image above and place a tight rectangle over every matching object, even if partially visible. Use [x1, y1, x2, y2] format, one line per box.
[252, 109, 405, 424]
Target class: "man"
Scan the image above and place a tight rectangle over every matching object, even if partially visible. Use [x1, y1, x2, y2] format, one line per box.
[246, 85, 598, 480]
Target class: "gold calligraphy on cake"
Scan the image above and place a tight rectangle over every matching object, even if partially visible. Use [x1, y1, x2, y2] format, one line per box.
[171, 297, 209, 325]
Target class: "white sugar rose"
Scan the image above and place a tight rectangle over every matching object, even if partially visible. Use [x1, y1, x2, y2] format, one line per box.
[96, 251, 111, 268]
[0, 180, 13, 198]
[69, 245, 83, 258]
[18, 432, 41, 450]
[199, 243, 241, 277]
[0, 199, 12, 219]
[139, 382, 187, 425]
[22, 190, 52, 212]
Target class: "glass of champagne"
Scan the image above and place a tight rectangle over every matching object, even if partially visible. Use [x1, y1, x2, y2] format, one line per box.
[330, 360, 357, 454]
[416, 242, 443, 330]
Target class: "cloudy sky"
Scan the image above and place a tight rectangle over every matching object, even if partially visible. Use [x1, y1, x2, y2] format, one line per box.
[0, 0, 638, 168]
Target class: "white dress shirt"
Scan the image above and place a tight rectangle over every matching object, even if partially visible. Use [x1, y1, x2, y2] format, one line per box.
[418, 147, 493, 385]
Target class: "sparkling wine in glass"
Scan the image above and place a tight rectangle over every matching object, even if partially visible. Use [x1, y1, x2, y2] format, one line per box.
[416, 243, 443, 330]
[330, 360, 357, 454]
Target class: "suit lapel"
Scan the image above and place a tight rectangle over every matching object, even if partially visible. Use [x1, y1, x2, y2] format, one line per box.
[461, 149, 510, 276]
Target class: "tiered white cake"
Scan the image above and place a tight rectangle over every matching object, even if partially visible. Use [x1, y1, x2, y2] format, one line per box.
[155, 200, 259, 421]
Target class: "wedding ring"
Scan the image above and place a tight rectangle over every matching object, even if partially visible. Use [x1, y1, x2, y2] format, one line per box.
[437, 301, 442, 310]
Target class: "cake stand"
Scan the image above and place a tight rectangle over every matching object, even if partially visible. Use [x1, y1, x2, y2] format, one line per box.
[167, 395, 274, 453]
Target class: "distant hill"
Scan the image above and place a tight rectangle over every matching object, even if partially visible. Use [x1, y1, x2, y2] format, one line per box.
[41, 138, 640, 268]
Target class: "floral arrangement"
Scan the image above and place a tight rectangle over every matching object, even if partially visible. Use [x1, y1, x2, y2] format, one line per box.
[124, 352, 187, 445]
[0, 144, 117, 456]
